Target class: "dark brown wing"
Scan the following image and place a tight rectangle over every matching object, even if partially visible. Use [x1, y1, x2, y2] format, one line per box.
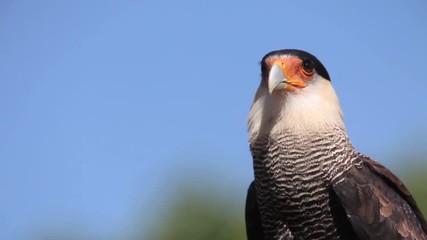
[332, 156, 427, 239]
[361, 155, 427, 232]
[245, 181, 264, 240]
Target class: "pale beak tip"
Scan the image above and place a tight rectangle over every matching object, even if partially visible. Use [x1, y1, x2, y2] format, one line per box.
[268, 63, 286, 94]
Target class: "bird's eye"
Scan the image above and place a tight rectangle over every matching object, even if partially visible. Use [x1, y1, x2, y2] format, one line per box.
[302, 60, 314, 75]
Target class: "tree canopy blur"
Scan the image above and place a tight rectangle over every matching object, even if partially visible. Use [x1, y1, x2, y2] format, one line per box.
[144, 187, 246, 240]
[143, 165, 427, 240]
[37, 160, 427, 240]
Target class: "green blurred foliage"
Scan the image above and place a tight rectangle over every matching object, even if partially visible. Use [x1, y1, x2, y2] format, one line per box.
[144, 188, 246, 240]
[144, 166, 427, 240]
[37, 160, 427, 240]
[402, 166, 427, 217]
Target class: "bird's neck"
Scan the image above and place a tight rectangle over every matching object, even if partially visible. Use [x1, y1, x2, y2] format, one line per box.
[248, 81, 358, 184]
[248, 80, 345, 143]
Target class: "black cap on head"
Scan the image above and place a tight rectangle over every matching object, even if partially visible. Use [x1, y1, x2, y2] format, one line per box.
[261, 49, 330, 81]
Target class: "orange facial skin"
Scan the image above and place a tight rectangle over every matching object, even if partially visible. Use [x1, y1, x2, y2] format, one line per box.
[266, 57, 315, 92]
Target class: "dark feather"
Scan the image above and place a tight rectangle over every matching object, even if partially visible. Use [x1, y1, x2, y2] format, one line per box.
[245, 181, 264, 240]
[332, 156, 427, 239]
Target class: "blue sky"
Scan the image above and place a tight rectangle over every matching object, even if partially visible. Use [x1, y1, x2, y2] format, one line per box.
[1, 1, 427, 239]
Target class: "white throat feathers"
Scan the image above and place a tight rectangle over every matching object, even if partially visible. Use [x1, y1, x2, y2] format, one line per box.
[248, 76, 345, 142]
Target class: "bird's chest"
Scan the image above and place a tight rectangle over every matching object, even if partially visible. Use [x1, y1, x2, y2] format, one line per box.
[252, 134, 332, 196]
[251, 130, 351, 196]
[250, 132, 354, 239]
[254, 145, 330, 207]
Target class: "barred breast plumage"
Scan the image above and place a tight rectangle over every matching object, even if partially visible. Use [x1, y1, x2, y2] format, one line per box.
[250, 126, 359, 239]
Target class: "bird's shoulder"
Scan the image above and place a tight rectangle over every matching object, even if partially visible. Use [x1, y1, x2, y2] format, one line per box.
[331, 154, 427, 239]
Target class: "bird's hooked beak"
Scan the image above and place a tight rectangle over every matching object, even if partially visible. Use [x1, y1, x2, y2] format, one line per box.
[268, 63, 287, 94]
[268, 60, 308, 94]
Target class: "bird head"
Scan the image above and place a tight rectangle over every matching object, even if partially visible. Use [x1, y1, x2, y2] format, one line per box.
[248, 49, 344, 139]
[261, 49, 330, 95]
